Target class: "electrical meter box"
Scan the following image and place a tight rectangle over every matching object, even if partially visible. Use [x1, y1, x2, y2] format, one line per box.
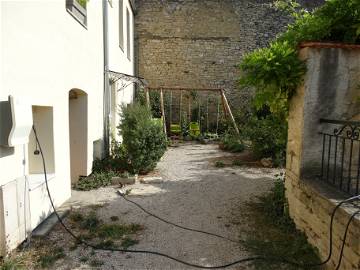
[0, 96, 33, 147]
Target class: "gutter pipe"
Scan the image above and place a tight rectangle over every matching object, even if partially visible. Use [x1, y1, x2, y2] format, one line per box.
[102, 0, 110, 157]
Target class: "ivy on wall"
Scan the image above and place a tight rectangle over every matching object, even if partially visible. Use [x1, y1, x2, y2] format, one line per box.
[239, 0, 360, 116]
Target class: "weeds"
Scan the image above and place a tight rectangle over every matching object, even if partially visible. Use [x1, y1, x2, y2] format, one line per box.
[232, 160, 243, 166]
[121, 237, 139, 249]
[97, 223, 142, 239]
[68, 210, 143, 253]
[215, 161, 225, 168]
[79, 256, 88, 263]
[95, 239, 116, 249]
[74, 171, 117, 191]
[37, 247, 65, 268]
[80, 211, 101, 232]
[240, 175, 320, 269]
[0, 257, 25, 270]
[89, 259, 104, 267]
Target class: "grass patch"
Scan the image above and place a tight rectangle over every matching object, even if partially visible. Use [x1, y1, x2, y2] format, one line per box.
[95, 239, 116, 249]
[121, 237, 139, 249]
[68, 209, 143, 253]
[240, 175, 321, 270]
[37, 247, 65, 269]
[0, 257, 25, 270]
[97, 223, 143, 239]
[89, 259, 104, 267]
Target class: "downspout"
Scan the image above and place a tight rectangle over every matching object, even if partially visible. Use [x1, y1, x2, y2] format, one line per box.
[102, 0, 110, 157]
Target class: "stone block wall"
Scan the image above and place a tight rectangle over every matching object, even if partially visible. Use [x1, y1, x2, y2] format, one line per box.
[134, 0, 323, 110]
[286, 45, 360, 270]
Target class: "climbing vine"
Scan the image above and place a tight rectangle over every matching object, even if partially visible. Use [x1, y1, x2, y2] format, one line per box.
[239, 0, 360, 116]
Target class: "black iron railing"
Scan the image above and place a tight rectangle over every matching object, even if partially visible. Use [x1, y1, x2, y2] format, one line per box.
[319, 119, 360, 195]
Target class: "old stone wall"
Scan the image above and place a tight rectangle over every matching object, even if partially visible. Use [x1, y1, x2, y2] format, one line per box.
[286, 173, 360, 270]
[286, 46, 360, 270]
[134, 0, 323, 109]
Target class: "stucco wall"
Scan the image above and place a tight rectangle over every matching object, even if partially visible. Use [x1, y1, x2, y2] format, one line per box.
[0, 0, 134, 255]
[286, 46, 360, 270]
[134, 0, 323, 109]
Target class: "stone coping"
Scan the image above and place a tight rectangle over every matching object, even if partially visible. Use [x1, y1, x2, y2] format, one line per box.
[299, 42, 360, 50]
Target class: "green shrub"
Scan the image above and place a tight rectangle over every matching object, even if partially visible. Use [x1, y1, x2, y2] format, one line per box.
[74, 171, 116, 191]
[243, 115, 287, 166]
[220, 132, 245, 153]
[91, 139, 129, 174]
[240, 0, 360, 116]
[118, 104, 167, 174]
[135, 89, 162, 118]
[240, 41, 306, 115]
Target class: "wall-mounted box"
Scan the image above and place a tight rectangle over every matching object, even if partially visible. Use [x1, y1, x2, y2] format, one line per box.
[0, 177, 30, 256]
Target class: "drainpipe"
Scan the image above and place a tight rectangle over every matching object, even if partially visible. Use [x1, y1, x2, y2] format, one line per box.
[102, 0, 110, 157]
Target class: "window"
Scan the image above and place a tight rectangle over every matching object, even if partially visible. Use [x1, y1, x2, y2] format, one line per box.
[126, 8, 131, 60]
[119, 0, 124, 50]
[66, 0, 87, 28]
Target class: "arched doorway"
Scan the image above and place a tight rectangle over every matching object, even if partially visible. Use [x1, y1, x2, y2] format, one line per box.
[68, 89, 88, 183]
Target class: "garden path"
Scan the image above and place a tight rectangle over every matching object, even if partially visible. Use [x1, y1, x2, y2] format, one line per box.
[55, 143, 279, 269]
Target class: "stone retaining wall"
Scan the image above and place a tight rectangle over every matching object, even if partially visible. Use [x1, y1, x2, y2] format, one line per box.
[286, 46, 360, 270]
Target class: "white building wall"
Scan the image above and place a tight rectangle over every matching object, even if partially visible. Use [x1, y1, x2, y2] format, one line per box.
[107, 0, 135, 140]
[0, 0, 134, 255]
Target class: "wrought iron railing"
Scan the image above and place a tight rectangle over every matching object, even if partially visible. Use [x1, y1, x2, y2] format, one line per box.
[319, 119, 360, 195]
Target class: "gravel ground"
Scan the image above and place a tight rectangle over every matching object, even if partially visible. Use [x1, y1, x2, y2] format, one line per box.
[47, 143, 280, 270]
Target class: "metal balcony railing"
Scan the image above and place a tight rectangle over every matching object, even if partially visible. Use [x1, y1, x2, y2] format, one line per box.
[319, 119, 360, 195]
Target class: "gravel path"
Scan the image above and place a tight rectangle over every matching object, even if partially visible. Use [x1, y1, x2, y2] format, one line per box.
[53, 143, 279, 270]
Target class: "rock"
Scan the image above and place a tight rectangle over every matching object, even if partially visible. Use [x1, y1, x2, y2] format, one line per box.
[111, 175, 137, 185]
[140, 176, 164, 184]
[260, 158, 273, 168]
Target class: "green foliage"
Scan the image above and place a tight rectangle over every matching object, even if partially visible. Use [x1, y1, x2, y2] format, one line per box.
[243, 174, 321, 269]
[121, 237, 139, 249]
[220, 132, 245, 153]
[0, 258, 25, 270]
[240, 0, 360, 116]
[91, 139, 129, 174]
[242, 115, 287, 166]
[37, 247, 65, 269]
[240, 42, 306, 114]
[97, 223, 142, 239]
[76, 0, 88, 8]
[135, 90, 162, 118]
[68, 210, 142, 252]
[74, 171, 117, 191]
[256, 173, 293, 229]
[214, 161, 225, 168]
[118, 104, 167, 174]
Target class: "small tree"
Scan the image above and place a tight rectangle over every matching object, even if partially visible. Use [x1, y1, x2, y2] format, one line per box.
[118, 104, 167, 174]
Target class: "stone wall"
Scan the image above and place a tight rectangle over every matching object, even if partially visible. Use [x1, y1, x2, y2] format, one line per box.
[134, 0, 323, 109]
[286, 45, 360, 270]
